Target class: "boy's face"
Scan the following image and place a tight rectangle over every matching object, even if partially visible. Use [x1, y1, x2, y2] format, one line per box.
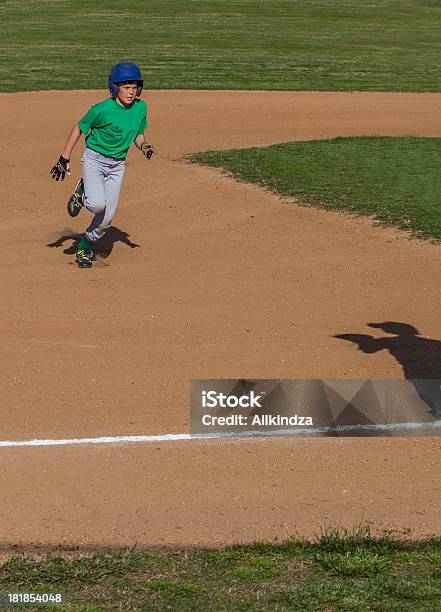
[115, 81, 138, 107]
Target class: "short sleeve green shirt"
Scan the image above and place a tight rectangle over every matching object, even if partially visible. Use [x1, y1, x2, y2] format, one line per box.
[78, 97, 147, 159]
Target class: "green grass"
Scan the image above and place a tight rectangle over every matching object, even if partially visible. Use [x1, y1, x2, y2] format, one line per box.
[2, 528, 441, 610]
[188, 136, 441, 240]
[3, 0, 441, 92]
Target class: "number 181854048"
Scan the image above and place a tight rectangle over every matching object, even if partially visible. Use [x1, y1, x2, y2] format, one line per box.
[0, 592, 65, 606]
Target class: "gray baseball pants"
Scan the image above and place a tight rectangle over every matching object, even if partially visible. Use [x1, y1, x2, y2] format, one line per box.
[81, 147, 126, 242]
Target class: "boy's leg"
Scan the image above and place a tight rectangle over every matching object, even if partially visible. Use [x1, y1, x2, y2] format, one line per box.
[99, 160, 126, 235]
[83, 159, 125, 242]
[75, 150, 107, 268]
[75, 151, 125, 268]
[82, 155, 107, 242]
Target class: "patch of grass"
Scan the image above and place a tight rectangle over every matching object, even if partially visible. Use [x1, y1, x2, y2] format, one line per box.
[2, 530, 441, 610]
[313, 525, 405, 554]
[231, 557, 281, 580]
[307, 526, 394, 577]
[0, 552, 170, 589]
[3, 1, 441, 91]
[188, 136, 441, 240]
[270, 576, 441, 611]
[312, 550, 391, 577]
[148, 579, 202, 597]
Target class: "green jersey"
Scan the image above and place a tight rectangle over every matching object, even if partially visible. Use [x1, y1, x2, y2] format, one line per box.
[79, 98, 147, 159]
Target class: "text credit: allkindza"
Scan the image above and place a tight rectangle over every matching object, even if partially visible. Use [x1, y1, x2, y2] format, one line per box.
[190, 379, 441, 438]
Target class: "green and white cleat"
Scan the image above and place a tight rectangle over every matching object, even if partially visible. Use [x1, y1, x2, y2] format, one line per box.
[67, 178, 84, 217]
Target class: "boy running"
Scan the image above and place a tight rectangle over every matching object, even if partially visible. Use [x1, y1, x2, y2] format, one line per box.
[51, 61, 154, 268]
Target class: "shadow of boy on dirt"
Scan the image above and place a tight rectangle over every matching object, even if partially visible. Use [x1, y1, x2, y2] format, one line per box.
[335, 322, 441, 418]
[47, 226, 140, 258]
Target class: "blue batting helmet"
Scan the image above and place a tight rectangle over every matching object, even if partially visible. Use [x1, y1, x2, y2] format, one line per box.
[108, 62, 143, 97]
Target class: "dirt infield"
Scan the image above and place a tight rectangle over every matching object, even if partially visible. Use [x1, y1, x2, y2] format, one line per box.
[1, 90, 441, 553]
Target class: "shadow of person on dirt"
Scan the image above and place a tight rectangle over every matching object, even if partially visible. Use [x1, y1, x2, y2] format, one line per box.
[46, 226, 141, 258]
[335, 322, 441, 418]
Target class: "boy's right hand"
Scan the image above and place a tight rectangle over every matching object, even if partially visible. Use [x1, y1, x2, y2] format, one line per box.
[50, 155, 70, 181]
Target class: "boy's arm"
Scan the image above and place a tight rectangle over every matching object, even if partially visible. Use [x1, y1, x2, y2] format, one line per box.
[62, 124, 82, 160]
[50, 124, 83, 182]
[134, 133, 155, 159]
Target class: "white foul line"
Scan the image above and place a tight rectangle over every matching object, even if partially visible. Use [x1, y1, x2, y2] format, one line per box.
[1, 420, 441, 448]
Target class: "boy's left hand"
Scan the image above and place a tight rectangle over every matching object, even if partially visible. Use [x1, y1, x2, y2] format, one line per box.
[140, 143, 155, 160]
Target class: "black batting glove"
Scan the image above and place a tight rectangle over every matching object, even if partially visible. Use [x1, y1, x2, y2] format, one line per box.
[51, 155, 70, 181]
[141, 143, 155, 160]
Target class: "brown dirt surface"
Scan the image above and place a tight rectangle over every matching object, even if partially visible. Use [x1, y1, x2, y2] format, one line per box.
[1, 90, 441, 553]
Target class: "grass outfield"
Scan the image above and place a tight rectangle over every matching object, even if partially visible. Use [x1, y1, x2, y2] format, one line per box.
[2, 1, 441, 92]
[1, 529, 441, 610]
[188, 136, 441, 240]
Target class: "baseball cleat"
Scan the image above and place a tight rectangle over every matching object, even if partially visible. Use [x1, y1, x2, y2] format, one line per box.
[75, 248, 93, 269]
[67, 178, 84, 217]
